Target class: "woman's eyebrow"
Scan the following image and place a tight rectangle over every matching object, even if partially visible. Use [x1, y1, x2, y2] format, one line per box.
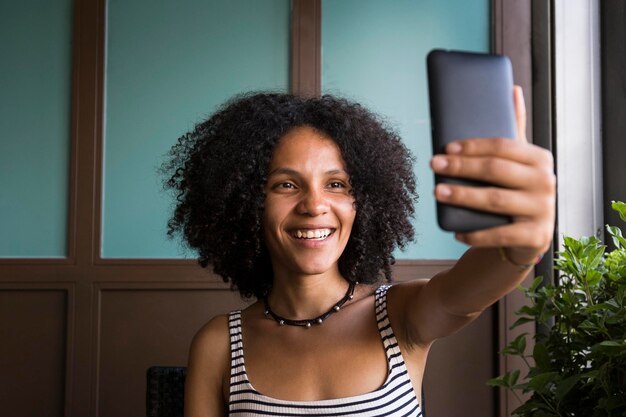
[325, 169, 347, 176]
[267, 168, 348, 176]
[267, 167, 299, 177]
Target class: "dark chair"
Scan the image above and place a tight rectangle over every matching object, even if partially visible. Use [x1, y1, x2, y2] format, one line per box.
[146, 366, 187, 417]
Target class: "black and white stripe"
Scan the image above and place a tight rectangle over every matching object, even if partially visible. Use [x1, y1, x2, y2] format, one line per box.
[228, 285, 422, 416]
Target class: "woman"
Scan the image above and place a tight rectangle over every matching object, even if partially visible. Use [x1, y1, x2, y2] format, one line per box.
[165, 88, 555, 416]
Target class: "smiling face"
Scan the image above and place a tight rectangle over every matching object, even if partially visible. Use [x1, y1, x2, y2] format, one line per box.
[263, 126, 356, 280]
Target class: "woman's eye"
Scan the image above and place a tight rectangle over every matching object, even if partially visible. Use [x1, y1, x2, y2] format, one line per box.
[329, 181, 346, 189]
[277, 182, 295, 189]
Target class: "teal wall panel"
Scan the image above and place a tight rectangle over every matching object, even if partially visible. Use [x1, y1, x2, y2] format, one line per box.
[322, 0, 490, 259]
[102, 0, 290, 258]
[0, 0, 73, 257]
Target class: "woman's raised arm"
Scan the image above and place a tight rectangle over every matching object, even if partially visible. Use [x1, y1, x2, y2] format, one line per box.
[397, 86, 556, 346]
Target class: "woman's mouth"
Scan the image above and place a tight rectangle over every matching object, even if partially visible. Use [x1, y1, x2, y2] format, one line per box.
[290, 228, 335, 240]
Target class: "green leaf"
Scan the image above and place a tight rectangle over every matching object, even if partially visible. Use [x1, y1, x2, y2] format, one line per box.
[580, 370, 600, 381]
[533, 342, 550, 370]
[510, 316, 535, 330]
[555, 374, 580, 400]
[578, 319, 601, 333]
[487, 375, 508, 388]
[585, 269, 603, 287]
[512, 401, 553, 415]
[590, 340, 626, 356]
[528, 371, 559, 393]
[584, 301, 619, 313]
[487, 370, 520, 388]
[506, 369, 520, 387]
[564, 236, 582, 255]
[512, 399, 547, 416]
[598, 393, 626, 411]
[612, 200, 626, 222]
[586, 246, 606, 270]
[597, 340, 625, 347]
[529, 275, 544, 293]
[501, 333, 528, 356]
[513, 333, 527, 354]
[606, 225, 626, 249]
[533, 411, 556, 417]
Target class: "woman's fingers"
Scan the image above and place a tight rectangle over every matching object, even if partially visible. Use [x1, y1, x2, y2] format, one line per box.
[434, 183, 554, 217]
[431, 154, 555, 190]
[455, 220, 554, 251]
[513, 85, 528, 143]
[444, 138, 553, 169]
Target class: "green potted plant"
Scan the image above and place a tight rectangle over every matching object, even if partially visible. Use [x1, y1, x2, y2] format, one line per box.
[489, 201, 626, 416]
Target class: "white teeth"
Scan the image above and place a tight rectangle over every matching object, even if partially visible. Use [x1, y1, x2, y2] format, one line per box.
[292, 228, 333, 240]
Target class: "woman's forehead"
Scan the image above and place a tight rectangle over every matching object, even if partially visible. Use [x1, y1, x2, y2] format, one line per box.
[269, 127, 347, 172]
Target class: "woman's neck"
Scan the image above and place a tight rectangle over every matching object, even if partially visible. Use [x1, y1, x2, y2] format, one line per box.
[266, 270, 351, 320]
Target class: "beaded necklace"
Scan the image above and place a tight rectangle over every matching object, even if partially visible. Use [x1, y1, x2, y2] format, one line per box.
[263, 281, 357, 328]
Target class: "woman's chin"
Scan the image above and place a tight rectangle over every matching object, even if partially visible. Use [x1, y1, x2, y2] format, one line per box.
[287, 259, 340, 277]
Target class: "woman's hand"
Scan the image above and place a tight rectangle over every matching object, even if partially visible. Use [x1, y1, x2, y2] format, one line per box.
[430, 86, 556, 264]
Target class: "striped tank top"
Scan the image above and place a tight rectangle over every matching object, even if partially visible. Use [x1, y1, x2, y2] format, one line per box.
[228, 284, 423, 416]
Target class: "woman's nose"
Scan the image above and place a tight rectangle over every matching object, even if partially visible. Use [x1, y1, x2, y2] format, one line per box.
[297, 188, 329, 216]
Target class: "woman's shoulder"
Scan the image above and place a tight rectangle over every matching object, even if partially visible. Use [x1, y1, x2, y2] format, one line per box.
[193, 313, 230, 340]
[186, 314, 233, 416]
[188, 311, 244, 379]
[189, 313, 232, 368]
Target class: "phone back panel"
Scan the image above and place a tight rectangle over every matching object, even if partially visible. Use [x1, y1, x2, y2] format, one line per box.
[427, 49, 517, 232]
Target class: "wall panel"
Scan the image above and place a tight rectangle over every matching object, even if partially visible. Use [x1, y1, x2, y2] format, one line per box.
[0, 0, 73, 258]
[0, 289, 68, 417]
[423, 308, 495, 416]
[96, 287, 249, 417]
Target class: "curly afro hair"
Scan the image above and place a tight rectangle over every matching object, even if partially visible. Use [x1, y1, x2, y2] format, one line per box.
[164, 92, 418, 299]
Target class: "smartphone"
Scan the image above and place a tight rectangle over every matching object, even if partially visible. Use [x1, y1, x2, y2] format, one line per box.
[427, 49, 517, 232]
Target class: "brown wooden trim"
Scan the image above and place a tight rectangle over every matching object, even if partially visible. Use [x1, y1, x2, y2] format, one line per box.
[0, 261, 451, 283]
[0, 258, 74, 265]
[392, 259, 456, 281]
[493, 0, 533, 140]
[71, 0, 103, 269]
[69, 0, 105, 414]
[492, 0, 535, 417]
[66, 0, 81, 266]
[290, 0, 321, 96]
[94, 257, 455, 268]
[0, 260, 452, 285]
[93, 257, 198, 266]
[493, 1, 534, 416]
[91, 282, 101, 417]
[64, 283, 76, 417]
[93, 281, 232, 290]
[394, 259, 456, 266]
[91, 0, 107, 267]
[0, 282, 74, 290]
